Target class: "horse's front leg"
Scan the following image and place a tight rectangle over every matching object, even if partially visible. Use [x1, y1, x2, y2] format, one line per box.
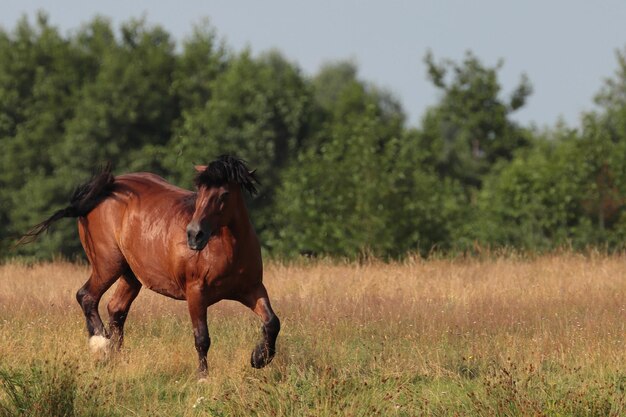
[186, 285, 210, 378]
[241, 283, 281, 368]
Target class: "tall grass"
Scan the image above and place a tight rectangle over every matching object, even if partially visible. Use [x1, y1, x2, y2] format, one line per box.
[0, 254, 624, 416]
[0, 357, 112, 417]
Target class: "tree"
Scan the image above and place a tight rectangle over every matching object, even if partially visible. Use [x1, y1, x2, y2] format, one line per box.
[475, 116, 626, 250]
[594, 47, 626, 142]
[171, 19, 228, 113]
[0, 13, 87, 258]
[57, 18, 177, 177]
[271, 63, 409, 257]
[473, 131, 584, 249]
[420, 51, 532, 188]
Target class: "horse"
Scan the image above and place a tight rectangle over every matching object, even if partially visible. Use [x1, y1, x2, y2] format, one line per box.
[20, 155, 280, 378]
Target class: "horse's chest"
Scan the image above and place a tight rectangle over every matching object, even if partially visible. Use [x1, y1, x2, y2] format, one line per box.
[184, 236, 260, 301]
[205, 269, 254, 300]
[204, 253, 259, 299]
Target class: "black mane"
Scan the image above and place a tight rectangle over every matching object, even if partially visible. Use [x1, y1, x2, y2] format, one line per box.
[194, 155, 259, 195]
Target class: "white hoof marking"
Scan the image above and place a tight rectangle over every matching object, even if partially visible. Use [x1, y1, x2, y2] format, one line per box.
[89, 335, 111, 354]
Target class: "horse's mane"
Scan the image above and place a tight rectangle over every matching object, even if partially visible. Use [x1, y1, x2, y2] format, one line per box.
[194, 155, 259, 195]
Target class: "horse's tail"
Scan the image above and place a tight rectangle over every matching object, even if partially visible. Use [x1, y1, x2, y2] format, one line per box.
[17, 163, 115, 245]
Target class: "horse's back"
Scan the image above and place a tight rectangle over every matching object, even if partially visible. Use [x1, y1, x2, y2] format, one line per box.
[82, 172, 193, 231]
[114, 172, 192, 195]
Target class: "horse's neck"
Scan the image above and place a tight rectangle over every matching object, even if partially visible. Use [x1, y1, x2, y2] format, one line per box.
[228, 192, 254, 238]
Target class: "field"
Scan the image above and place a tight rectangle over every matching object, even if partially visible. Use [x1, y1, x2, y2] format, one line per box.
[0, 254, 625, 416]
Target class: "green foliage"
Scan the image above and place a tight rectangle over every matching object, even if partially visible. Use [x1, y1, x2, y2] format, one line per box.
[473, 136, 583, 248]
[0, 13, 89, 258]
[271, 63, 407, 257]
[2, 13, 626, 259]
[474, 115, 626, 250]
[59, 17, 177, 175]
[420, 51, 532, 188]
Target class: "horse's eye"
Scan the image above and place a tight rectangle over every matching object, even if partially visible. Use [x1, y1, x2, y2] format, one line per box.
[218, 192, 230, 203]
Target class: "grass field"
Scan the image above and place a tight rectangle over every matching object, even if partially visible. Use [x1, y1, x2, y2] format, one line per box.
[0, 254, 625, 416]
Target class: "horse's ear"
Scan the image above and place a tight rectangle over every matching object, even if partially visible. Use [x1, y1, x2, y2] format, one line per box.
[194, 165, 207, 173]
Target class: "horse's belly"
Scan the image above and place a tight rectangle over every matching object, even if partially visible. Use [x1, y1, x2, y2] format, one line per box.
[133, 268, 186, 300]
[145, 282, 186, 300]
[118, 214, 188, 300]
[121, 247, 186, 300]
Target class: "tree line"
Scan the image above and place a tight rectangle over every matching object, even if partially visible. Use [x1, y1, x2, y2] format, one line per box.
[2, 13, 626, 260]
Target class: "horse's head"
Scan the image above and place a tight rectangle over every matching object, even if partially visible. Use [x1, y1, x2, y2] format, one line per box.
[186, 155, 259, 251]
[187, 179, 232, 250]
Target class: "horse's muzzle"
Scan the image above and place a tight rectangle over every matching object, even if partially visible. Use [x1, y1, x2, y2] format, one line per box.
[186, 222, 208, 251]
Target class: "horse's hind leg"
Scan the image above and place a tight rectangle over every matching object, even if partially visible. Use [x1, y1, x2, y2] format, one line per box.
[240, 283, 281, 368]
[76, 265, 124, 354]
[107, 271, 142, 350]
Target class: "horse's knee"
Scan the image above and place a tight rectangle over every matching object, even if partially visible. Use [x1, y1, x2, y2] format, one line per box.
[76, 285, 103, 336]
[76, 286, 86, 305]
[265, 315, 280, 340]
[106, 300, 116, 318]
[107, 299, 127, 323]
[76, 286, 95, 311]
[251, 316, 279, 369]
[194, 332, 211, 355]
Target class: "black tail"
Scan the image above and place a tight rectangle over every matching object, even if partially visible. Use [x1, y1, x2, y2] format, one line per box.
[18, 163, 115, 245]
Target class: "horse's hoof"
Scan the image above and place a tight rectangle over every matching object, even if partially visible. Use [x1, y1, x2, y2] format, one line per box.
[250, 345, 275, 369]
[89, 335, 111, 354]
[197, 377, 209, 384]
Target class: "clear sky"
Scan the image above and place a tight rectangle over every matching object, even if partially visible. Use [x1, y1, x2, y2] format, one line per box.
[2, 1, 626, 128]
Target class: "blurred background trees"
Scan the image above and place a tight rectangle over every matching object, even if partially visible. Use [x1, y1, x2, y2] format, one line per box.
[2, 13, 626, 260]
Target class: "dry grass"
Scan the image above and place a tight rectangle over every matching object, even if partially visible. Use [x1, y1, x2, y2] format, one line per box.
[0, 254, 625, 416]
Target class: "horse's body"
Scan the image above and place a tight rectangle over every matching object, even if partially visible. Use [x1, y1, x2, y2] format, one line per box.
[21, 156, 280, 376]
[81, 172, 261, 302]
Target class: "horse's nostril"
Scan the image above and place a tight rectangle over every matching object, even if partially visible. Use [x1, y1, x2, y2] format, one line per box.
[195, 230, 204, 240]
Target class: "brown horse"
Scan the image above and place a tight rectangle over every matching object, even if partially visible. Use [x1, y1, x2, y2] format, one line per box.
[20, 155, 280, 377]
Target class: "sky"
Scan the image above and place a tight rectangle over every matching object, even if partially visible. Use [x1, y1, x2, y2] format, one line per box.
[2, 1, 626, 128]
